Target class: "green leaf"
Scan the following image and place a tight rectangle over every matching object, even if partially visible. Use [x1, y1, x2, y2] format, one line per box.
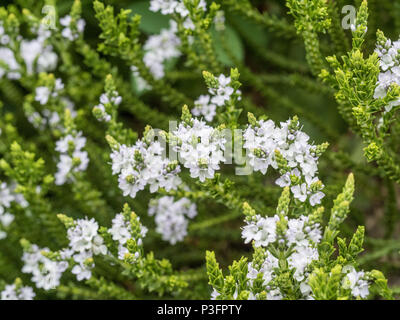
[230, 13, 268, 48]
[211, 25, 244, 67]
[128, 1, 170, 34]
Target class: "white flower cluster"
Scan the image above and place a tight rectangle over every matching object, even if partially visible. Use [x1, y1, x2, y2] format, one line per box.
[111, 139, 181, 199]
[55, 132, 89, 185]
[131, 65, 151, 92]
[246, 252, 281, 300]
[0, 47, 20, 80]
[341, 266, 370, 299]
[22, 244, 68, 290]
[21, 33, 58, 75]
[28, 99, 76, 132]
[0, 283, 35, 300]
[149, 0, 207, 30]
[143, 21, 181, 79]
[172, 118, 226, 182]
[192, 95, 217, 122]
[238, 213, 371, 300]
[35, 78, 64, 105]
[243, 118, 324, 206]
[241, 214, 322, 299]
[110, 117, 226, 199]
[109, 213, 148, 260]
[192, 74, 240, 122]
[208, 74, 239, 107]
[65, 218, 107, 281]
[0, 182, 28, 239]
[60, 15, 85, 41]
[94, 90, 122, 123]
[148, 196, 197, 244]
[374, 37, 400, 112]
[0, 22, 57, 80]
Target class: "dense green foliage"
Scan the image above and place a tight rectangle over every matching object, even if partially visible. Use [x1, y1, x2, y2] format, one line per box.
[0, 0, 400, 300]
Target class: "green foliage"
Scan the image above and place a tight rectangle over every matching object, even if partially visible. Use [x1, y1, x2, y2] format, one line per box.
[0, 0, 399, 301]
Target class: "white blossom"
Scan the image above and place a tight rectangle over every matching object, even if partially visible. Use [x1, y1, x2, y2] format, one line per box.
[0, 182, 29, 238]
[1, 284, 35, 300]
[149, 0, 207, 30]
[148, 196, 197, 244]
[55, 131, 89, 186]
[243, 118, 324, 206]
[22, 245, 68, 290]
[111, 139, 181, 198]
[67, 218, 106, 255]
[65, 217, 107, 281]
[239, 214, 322, 299]
[192, 95, 217, 122]
[35, 86, 51, 105]
[241, 215, 279, 247]
[71, 251, 93, 281]
[60, 15, 85, 41]
[172, 118, 226, 182]
[93, 91, 121, 123]
[131, 65, 151, 92]
[374, 37, 400, 113]
[342, 266, 370, 299]
[209, 74, 235, 107]
[109, 213, 148, 260]
[0, 47, 20, 79]
[143, 21, 181, 79]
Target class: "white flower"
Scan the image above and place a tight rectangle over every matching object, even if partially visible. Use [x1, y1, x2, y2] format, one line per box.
[143, 21, 181, 79]
[291, 183, 308, 202]
[192, 95, 217, 122]
[131, 65, 151, 91]
[109, 212, 147, 260]
[111, 138, 181, 198]
[242, 215, 278, 247]
[0, 182, 14, 207]
[71, 251, 93, 281]
[35, 86, 51, 105]
[374, 37, 400, 113]
[109, 214, 131, 244]
[56, 133, 86, 153]
[1, 284, 35, 300]
[266, 288, 283, 300]
[243, 118, 323, 205]
[149, 0, 207, 30]
[94, 91, 122, 122]
[20, 40, 42, 74]
[60, 15, 85, 41]
[148, 196, 197, 244]
[37, 47, 58, 72]
[287, 246, 319, 282]
[172, 118, 226, 182]
[0, 211, 14, 227]
[22, 245, 68, 290]
[0, 182, 29, 234]
[55, 155, 73, 185]
[0, 47, 20, 79]
[55, 132, 89, 185]
[342, 266, 370, 299]
[309, 191, 325, 206]
[64, 217, 107, 281]
[209, 74, 235, 107]
[210, 288, 220, 300]
[67, 218, 106, 255]
[73, 150, 89, 172]
[214, 10, 226, 31]
[247, 252, 279, 291]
